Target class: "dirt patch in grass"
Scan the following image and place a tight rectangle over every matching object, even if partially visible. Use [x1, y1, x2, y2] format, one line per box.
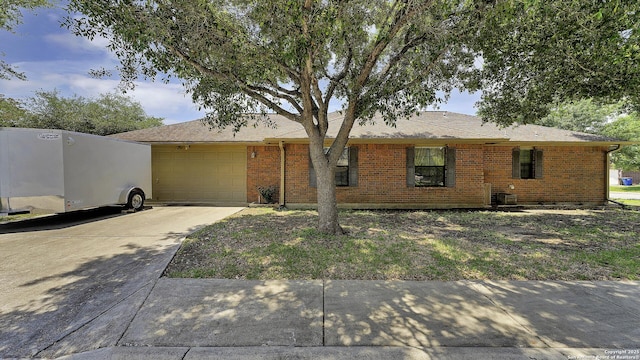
[164, 207, 640, 281]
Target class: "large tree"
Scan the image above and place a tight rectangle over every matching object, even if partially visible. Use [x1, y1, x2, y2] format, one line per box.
[476, 0, 640, 125]
[536, 97, 639, 171]
[0, 94, 27, 126]
[3, 90, 163, 135]
[603, 113, 640, 171]
[66, 0, 640, 234]
[538, 99, 626, 134]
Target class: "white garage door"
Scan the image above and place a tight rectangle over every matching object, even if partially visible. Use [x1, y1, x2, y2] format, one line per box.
[151, 145, 247, 203]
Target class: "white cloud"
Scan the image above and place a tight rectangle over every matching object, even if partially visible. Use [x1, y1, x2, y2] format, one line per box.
[125, 82, 204, 122]
[44, 32, 112, 55]
[1, 59, 205, 124]
[67, 76, 206, 123]
[3, 55, 477, 124]
[0, 7, 207, 125]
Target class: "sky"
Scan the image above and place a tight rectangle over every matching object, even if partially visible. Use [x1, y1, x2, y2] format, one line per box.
[0, 5, 481, 125]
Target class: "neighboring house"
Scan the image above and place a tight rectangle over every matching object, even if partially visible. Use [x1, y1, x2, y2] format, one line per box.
[112, 111, 627, 208]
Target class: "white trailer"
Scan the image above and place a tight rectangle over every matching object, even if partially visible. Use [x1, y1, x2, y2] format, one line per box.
[0, 128, 152, 214]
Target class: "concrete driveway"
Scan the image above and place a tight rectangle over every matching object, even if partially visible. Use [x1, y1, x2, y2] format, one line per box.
[0, 206, 243, 359]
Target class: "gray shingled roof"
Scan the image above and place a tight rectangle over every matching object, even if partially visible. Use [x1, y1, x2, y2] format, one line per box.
[112, 111, 621, 144]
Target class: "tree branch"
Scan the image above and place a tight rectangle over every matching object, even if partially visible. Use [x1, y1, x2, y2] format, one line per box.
[165, 43, 230, 82]
[300, 0, 323, 134]
[355, 0, 435, 89]
[247, 84, 304, 114]
[311, 76, 325, 112]
[383, 44, 451, 92]
[266, 79, 301, 97]
[378, 33, 430, 80]
[166, 44, 300, 122]
[244, 87, 301, 123]
[325, 47, 352, 107]
[330, 0, 436, 148]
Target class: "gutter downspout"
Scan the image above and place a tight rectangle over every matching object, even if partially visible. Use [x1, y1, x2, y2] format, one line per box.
[279, 141, 286, 207]
[606, 144, 622, 205]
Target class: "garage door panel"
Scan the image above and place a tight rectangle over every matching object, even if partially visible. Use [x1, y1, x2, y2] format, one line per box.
[231, 163, 246, 175]
[152, 145, 247, 203]
[232, 152, 246, 162]
[216, 164, 232, 175]
[202, 153, 218, 161]
[218, 178, 234, 187]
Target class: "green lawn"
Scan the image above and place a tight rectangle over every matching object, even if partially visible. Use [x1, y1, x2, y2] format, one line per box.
[610, 184, 640, 193]
[165, 208, 640, 281]
[611, 199, 640, 206]
[609, 185, 640, 206]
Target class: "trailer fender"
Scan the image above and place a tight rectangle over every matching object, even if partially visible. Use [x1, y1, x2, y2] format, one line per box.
[120, 187, 146, 211]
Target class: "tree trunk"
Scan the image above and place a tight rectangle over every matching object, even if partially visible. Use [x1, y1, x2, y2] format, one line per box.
[309, 139, 344, 235]
[315, 162, 344, 234]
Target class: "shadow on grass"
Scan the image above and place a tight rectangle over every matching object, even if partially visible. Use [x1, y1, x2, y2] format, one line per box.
[166, 208, 640, 281]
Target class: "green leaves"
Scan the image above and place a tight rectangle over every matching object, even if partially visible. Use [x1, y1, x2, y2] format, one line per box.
[603, 112, 640, 170]
[62, 0, 640, 233]
[65, 0, 485, 130]
[64, 0, 640, 130]
[0, 0, 51, 31]
[538, 99, 626, 134]
[1, 90, 163, 135]
[476, 0, 640, 125]
[0, 94, 27, 126]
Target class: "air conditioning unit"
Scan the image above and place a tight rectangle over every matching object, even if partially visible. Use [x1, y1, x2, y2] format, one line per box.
[497, 193, 517, 205]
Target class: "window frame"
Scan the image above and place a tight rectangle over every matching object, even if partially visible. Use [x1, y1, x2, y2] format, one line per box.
[406, 146, 456, 188]
[333, 147, 350, 187]
[309, 146, 358, 188]
[414, 147, 447, 187]
[512, 148, 544, 180]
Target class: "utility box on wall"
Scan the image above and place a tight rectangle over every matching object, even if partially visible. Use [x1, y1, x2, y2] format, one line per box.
[497, 193, 517, 205]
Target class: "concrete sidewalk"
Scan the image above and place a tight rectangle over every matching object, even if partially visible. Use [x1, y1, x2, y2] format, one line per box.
[610, 191, 640, 200]
[55, 279, 640, 360]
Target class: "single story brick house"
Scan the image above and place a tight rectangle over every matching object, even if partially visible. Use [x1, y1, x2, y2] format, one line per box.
[112, 111, 626, 208]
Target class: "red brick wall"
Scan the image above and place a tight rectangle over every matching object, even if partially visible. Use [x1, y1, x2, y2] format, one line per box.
[248, 143, 609, 207]
[284, 143, 486, 207]
[246, 145, 280, 203]
[483, 146, 608, 204]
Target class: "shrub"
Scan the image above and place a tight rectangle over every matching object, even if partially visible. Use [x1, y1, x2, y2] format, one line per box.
[257, 185, 277, 204]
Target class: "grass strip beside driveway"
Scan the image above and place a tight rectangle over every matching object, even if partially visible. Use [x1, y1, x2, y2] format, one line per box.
[165, 208, 640, 281]
[610, 185, 640, 193]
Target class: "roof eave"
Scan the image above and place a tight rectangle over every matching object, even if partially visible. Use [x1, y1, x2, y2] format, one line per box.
[264, 137, 510, 145]
[488, 140, 637, 147]
[136, 140, 267, 146]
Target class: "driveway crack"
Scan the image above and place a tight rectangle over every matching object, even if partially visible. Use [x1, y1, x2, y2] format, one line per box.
[35, 280, 157, 357]
[469, 281, 554, 348]
[115, 278, 161, 346]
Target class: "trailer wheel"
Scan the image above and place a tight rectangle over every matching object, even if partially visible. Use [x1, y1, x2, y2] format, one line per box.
[127, 189, 145, 211]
